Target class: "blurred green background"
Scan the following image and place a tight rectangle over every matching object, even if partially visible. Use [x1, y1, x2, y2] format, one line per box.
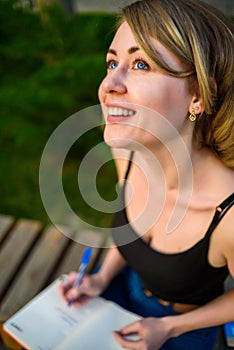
[0, 0, 118, 228]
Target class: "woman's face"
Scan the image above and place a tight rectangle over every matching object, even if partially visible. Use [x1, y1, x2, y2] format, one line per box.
[98, 21, 195, 150]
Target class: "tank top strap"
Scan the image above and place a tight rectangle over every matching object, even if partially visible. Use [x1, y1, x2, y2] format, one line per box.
[205, 192, 234, 238]
[124, 151, 135, 180]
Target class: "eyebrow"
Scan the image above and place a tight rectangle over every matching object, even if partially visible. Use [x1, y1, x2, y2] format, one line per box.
[107, 46, 140, 56]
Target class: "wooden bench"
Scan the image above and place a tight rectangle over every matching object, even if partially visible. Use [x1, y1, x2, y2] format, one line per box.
[0, 214, 108, 349]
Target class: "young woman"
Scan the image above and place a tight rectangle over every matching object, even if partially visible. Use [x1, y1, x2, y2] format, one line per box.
[60, 0, 234, 349]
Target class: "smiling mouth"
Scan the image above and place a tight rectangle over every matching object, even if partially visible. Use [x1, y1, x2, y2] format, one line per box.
[108, 107, 136, 117]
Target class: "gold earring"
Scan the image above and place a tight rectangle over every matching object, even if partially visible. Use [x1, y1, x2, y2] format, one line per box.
[189, 109, 197, 122]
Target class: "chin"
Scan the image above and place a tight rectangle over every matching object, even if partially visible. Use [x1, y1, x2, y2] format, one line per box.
[104, 136, 134, 149]
[103, 126, 136, 149]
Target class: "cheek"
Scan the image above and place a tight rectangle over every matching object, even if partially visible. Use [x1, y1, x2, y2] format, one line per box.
[144, 80, 190, 121]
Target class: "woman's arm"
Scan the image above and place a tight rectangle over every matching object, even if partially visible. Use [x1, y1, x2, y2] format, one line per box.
[114, 287, 234, 350]
[166, 286, 234, 338]
[60, 148, 131, 302]
[95, 147, 132, 286]
[96, 245, 127, 288]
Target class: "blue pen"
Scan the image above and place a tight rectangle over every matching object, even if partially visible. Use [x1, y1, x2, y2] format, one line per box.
[67, 247, 92, 306]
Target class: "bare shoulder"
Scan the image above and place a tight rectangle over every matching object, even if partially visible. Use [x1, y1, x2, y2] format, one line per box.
[203, 154, 234, 202]
[207, 160, 234, 272]
[111, 148, 133, 182]
[214, 204, 234, 276]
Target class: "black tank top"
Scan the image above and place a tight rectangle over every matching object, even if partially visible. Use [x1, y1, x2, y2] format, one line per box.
[112, 153, 234, 305]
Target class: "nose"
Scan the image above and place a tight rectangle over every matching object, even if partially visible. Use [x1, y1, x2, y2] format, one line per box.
[100, 69, 127, 95]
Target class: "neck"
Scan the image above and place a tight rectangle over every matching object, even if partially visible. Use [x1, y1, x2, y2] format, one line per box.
[133, 135, 196, 193]
[130, 137, 197, 233]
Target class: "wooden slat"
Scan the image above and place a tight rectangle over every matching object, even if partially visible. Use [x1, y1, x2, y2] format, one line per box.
[94, 235, 113, 267]
[52, 229, 106, 279]
[0, 225, 69, 320]
[0, 215, 15, 243]
[0, 219, 42, 297]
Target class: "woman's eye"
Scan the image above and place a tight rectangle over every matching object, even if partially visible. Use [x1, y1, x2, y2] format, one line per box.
[133, 60, 149, 70]
[107, 60, 118, 69]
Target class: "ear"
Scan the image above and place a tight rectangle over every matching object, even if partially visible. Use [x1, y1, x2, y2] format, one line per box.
[188, 94, 204, 115]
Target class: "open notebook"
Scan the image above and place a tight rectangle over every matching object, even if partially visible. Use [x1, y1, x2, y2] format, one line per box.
[3, 276, 141, 350]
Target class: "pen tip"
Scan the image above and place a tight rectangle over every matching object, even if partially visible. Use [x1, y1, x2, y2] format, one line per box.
[67, 300, 73, 307]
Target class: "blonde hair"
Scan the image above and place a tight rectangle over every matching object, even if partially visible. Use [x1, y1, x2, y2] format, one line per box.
[119, 0, 234, 168]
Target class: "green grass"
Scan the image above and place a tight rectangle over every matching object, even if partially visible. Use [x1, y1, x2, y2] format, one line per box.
[0, 1, 117, 228]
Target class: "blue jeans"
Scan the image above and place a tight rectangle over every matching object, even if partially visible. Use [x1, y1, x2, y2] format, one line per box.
[101, 266, 218, 350]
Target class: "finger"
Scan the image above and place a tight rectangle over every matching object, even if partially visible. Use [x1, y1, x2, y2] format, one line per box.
[59, 272, 78, 290]
[72, 295, 89, 306]
[66, 284, 84, 301]
[113, 331, 143, 349]
[65, 276, 91, 301]
[58, 273, 78, 301]
[63, 272, 78, 285]
[120, 320, 142, 335]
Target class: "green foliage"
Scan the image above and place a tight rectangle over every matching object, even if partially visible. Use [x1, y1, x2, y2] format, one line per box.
[0, 0, 117, 226]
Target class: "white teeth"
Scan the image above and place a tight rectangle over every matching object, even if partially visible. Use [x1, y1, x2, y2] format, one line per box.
[108, 107, 135, 117]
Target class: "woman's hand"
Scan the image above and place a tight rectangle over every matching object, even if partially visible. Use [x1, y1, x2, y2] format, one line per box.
[113, 317, 172, 350]
[59, 247, 127, 305]
[58, 272, 108, 305]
